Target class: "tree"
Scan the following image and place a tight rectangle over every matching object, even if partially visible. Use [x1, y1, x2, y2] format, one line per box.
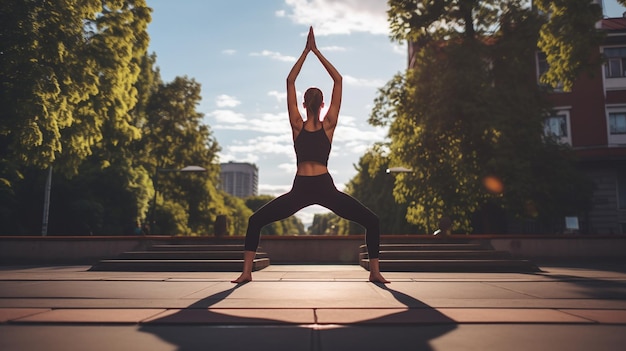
[244, 195, 305, 235]
[222, 194, 254, 236]
[42, 159, 152, 235]
[0, 2, 251, 236]
[344, 144, 423, 234]
[141, 76, 225, 235]
[308, 212, 345, 235]
[0, 0, 152, 174]
[0, 1, 152, 235]
[371, 0, 596, 232]
[534, 0, 604, 91]
[387, 0, 603, 92]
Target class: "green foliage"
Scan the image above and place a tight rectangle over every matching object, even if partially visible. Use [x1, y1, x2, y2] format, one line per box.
[153, 199, 189, 235]
[244, 195, 305, 235]
[222, 194, 254, 236]
[372, 0, 595, 233]
[141, 77, 226, 235]
[308, 212, 348, 235]
[388, 0, 603, 92]
[387, 0, 508, 43]
[0, 1, 254, 236]
[344, 144, 423, 234]
[0, 0, 152, 174]
[376, 40, 495, 231]
[40, 158, 153, 235]
[534, 0, 604, 91]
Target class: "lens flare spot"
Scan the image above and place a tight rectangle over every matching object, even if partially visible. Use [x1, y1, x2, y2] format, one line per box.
[482, 175, 504, 194]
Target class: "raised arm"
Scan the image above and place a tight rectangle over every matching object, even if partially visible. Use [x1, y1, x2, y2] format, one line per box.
[308, 27, 342, 128]
[287, 44, 309, 133]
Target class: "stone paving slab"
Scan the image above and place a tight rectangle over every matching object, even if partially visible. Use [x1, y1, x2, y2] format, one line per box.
[0, 308, 50, 323]
[0, 280, 219, 299]
[315, 308, 451, 324]
[144, 308, 316, 324]
[5, 307, 625, 325]
[2, 324, 626, 351]
[0, 264, 626, 351]
[13, 308, 166, 324]
[561, 309, 626, 324]
[439, 308, 592, 323]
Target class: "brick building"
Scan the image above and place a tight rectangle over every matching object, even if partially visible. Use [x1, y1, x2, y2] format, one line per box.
[542, 15, 626, 234]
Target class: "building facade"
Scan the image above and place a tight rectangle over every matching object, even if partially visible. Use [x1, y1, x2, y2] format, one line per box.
[405, 2, 626, 234]
[541, 15, 626, 234]
[219, 162, 258, 198]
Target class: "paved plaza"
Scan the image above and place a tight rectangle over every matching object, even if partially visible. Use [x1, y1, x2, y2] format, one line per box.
[0, 263, 625, 350]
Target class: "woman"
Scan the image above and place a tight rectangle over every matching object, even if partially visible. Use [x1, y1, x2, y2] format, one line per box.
[232, 27, 389, 284]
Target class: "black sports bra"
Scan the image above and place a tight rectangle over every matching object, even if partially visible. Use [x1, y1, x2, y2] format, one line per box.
[294, 127, 331, 166]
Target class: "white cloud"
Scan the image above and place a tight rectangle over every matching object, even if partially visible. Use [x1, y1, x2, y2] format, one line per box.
[275, 10, 286, 17]
[392, 43, 407, 55]
[250, 50, 296, 62]
[259, 183, 292, 196]
[332, 121, 387, 154]
[268, 90, 287, 102]
[278, 162, 297, 174]
[320, 45, 348, 52]
[343, 75, 385, 88]
[216, 94, 241, 108]
[221, 49, 237, 55]
[213, 111, 293, 134]
[282, 0, 390, 36]
[218, 135, 294, 172]
[210, 109, 246, 123]
[217, 151, 259, 164]
[336, 114, 357, 127]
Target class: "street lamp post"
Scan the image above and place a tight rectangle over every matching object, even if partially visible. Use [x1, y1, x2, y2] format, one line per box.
[149, 165, 207, 234]
[386, 166, 414, 174]
[41, 166, 53, 236]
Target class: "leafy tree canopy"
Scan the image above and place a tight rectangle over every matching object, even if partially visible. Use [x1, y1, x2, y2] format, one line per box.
[370, 0, 596, 233]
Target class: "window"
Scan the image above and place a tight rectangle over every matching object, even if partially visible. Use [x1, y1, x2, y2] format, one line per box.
[604, 47, 626, 78]
[543, 110, 570, 144]
[544, 114, 568, 138]
[609, 112, 626, 135]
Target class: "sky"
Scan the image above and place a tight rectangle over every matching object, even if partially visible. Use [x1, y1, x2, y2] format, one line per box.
[146, 0, 626, 227]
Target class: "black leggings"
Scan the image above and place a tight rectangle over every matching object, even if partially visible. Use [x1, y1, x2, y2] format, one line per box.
[243, 173, 380, 259]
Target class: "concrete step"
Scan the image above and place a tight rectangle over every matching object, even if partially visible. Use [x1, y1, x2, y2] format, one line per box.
[117, 251, 267, 260]
[149, 244, 246, 251]
[89, 244, 269, 272]
[89, 258, 269, 272]
[360, 250, 511, 260]
[359, 239, 539, 273]
[360, 243, 490, 252]
[360, 259, 541, 273]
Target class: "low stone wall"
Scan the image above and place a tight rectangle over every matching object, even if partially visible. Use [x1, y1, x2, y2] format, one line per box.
[0, 235, 625, 265]
[0, 235, 369, 265]
[0, 236, 152, 265]
[259, 236, 364, 264]
[490, 236, 626, 262]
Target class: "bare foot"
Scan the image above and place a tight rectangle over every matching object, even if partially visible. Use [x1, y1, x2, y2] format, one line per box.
[231, 273, 252, 284]
[369, 272, 390, 284]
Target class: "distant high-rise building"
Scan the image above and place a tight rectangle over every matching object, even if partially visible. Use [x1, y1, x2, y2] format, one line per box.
[220, 162, 258, 198]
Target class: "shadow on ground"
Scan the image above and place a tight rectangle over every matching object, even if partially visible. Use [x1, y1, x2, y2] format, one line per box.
[139, 283, 457, 351]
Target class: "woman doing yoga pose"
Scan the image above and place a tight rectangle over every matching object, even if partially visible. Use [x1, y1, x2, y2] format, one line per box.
[232, 27, 389, 284]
